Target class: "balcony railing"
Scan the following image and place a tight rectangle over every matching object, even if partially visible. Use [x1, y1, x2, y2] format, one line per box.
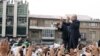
[29, 26, 57, 30]
[42, 37, 55, 40]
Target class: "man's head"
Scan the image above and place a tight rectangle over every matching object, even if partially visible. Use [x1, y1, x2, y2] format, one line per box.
[65, 16, 70, 23]
[70, 14, 77, 21]
[60, 17, 65, 22]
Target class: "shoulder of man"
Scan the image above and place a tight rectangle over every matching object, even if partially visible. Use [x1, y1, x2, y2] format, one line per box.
[73, 20, 80, 24]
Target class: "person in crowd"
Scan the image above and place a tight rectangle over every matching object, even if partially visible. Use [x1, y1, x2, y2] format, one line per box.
[57, 45, 65, 56]
[17, 37, 23, 46]
[56, 16, 70, 50]
[25, 45, 33, 56]
[9, 38, 16, 46]
[49, 47, 55, 56]
[22, 39, 30, 48]
[90, 42, 99, 56]
[69, 15, 81, 50]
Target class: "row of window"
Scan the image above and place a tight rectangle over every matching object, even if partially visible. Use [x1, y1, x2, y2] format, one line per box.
[6, 17, 27, 26]
[0, 17, 27, 27]
[31, 30, 55, 38]
[81, 22, 99, 27]
[42, 30, 55, 37]
[30, 20, 100, 27]
[6, 4, 28, 16]
[30, 19, 58, 27]
[6, 17, 27, 35]
[0, 26, 26, 35]
[81, 31, 96, 41]
[30, 30, 96, 41]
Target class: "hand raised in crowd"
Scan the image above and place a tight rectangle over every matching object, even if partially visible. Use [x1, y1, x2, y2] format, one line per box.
[42, 47, 49, 56]
[57, 45, 65, 56]
[25, 45, 33, 56]
[0, 39, 10, 56]
[16, 46, 24, 56]
[49, 47, 55, 56]
[90, 43, 99, 56]
[84, 46, 92, 56]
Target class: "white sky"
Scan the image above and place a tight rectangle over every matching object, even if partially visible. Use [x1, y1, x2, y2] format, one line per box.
[27, 0, 100, 18]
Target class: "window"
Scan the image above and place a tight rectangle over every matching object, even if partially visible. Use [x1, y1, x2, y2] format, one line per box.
[30, 19, 37, 26]
[82, 23, 87, 26]
[37, 19, 44, 26]
[0, 18, 2, 25]
[6, 26, 13, 35]
[17, 27, 26, 35]
[0, 3, 2, 16]
[30, 31, 39, 38]
[6, 17, 13, 26]
[0, 5, 2, 12]
[45, 20, 53, 27]
[90, 23, 97, 27]
[90, 31, 96, 41]
[80, 33, 86, 40]
[17, 8, 23, 14]
[17, 5, 27, 16]
[18, 17, 27, 26]
[7, 6, 14, 16]
[42, 30, 55, 37]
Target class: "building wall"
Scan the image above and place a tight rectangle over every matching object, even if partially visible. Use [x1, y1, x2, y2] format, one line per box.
[29, 16, 100, 44]
[0, 0, 28, 38]
[80, 21, 100, 42]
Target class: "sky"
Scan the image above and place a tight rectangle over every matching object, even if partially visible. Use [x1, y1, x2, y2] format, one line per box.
[27, 0, 100, 19]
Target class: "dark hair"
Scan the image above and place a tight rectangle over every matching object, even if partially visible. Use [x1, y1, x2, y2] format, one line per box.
[82, 54, 86, 56]
[78, 44, 85, 50]
[19, 49, 23, 56]
[98, 40, 100, 47]
[22, 46, 25, 49]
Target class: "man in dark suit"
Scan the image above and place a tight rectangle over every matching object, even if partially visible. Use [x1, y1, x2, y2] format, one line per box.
[56, 17, 70, 50]
[69, 15, 81, 49]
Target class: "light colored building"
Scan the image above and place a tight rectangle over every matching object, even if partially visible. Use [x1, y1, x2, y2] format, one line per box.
[29, 15, 100, 44]
[80, 19, 100, 42]
[0, 0, 29, 38]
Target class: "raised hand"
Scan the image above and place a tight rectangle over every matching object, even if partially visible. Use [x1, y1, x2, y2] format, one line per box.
[25, 45, 33, 56]
[49, 48, 55, 56]
[0, 39, 10, 56]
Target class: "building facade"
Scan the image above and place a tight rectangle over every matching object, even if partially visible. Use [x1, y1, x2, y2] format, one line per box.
[29, 15, 100, 44]
[29, 15, 59, 44]
[80, 19, 100, 42]
[0, 0, 28, 38]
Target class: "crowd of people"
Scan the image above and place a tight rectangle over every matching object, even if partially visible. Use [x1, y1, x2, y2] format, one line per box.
[0, 38, 100, 56]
